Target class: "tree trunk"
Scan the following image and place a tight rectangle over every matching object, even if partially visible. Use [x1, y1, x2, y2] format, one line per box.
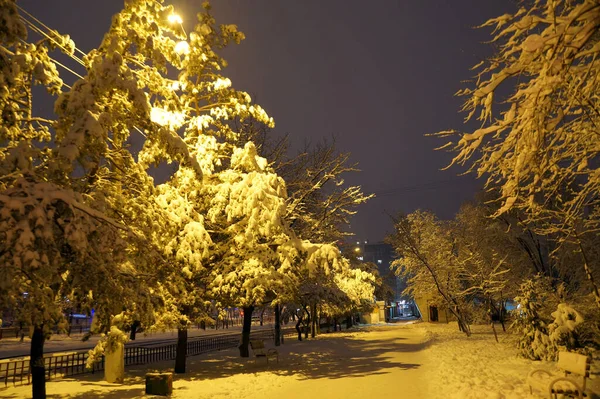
[311, 304, 318, 338]
[19, 322, 25, 342]
[67, 313, 73, 337]
[239, 305, 254, 357]
[129, 320, 140, 341]
[453, 307, 471, 337]
[274, 304, 281, 347]
[260, 308, 265, 326]
[295, 314, 303, 341]
[488, 299, 499, 343]
[174, 328, 187, 374]
[346, 315, 353, 329]
[31, 325, 45, 399]
[577, 237, 600, 310]
[302, 306, 310, 339]
[499, 300, 507, 333]
[317, 306, 322, 335]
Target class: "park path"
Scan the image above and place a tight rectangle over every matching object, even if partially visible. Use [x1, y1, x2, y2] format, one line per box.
[1, 324, 432, 398]
[271, 324, 431, 399]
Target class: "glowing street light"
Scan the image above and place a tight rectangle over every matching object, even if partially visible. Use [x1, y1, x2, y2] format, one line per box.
[168, 14, 183, 24]
[354, 247, 360, 253]
[174, 40, 190, 55]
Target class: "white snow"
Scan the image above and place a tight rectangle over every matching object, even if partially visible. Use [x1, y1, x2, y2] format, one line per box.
[2, 322, 597, 398]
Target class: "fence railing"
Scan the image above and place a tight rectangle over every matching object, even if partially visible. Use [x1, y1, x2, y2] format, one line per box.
[1, 327, 296, 388]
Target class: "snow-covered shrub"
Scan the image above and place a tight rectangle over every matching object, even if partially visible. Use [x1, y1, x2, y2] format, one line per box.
[512, 277, 553, 360]
[85, 315, 130, 369]
[566, 294, 600, 350]
[513, 276, 590, 360]
[547, 303, 584, 355]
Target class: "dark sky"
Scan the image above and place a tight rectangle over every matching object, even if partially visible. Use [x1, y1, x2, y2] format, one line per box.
[21, 0, 516, 242]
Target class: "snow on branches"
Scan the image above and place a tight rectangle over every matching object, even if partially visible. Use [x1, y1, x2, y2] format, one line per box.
[441, 0, 600, 222]
[0, 177, 129, 331]
[0, 0, 377, 354]
[437, 0, 600, 309]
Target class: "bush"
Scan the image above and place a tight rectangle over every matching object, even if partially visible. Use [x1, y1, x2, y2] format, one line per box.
[513, 277, 554, 360]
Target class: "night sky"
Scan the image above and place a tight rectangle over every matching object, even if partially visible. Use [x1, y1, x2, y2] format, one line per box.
[20, 0, 516, 242]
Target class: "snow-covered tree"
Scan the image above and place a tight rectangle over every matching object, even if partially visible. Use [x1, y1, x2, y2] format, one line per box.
[387, 211, 472, 335]
[1, 0, 278, 387]
[437, 0, 600, 308]
[232, 123, 371, 245]
[453, 203, 528, 335]
[75, 0, 278, 367]
[511, 277, 587, 361]
[206, 142, 290, 356]
[277, 239, 375, 339]
[513, 277, 554, 360]
[0, 2, 156, 397]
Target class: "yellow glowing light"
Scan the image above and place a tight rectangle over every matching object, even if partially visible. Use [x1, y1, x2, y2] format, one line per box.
[150, 107, 186, 129]
[168, 14, 183, 24]
[174, 40, 190, 55]
[354, 247, 360, 252]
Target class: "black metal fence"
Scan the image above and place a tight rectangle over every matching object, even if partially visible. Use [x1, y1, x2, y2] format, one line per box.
[1, 327, 296, 388]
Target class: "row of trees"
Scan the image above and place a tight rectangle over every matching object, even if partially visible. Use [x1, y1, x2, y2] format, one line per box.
[388, 197, 599, 356]
[0, 1, 377, 398]
[390, 0, 600, 361]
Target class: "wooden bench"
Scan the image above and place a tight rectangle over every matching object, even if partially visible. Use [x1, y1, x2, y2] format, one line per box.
[527, 351, 591, 399]
[249, 340, 278, 364]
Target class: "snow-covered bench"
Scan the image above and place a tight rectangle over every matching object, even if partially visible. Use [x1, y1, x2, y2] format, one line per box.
[527, 351, 591, 399]
[249, 340, 278, 364]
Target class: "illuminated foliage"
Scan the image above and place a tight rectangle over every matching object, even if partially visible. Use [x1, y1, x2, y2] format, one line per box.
[438, 0, 600, 309]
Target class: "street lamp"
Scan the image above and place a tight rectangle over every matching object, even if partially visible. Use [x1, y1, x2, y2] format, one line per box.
[174, 40, 190, 55]
[168, 14, 183, 24]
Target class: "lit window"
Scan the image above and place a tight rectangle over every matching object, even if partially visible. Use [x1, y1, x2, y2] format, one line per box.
[377, 260, 382, 264]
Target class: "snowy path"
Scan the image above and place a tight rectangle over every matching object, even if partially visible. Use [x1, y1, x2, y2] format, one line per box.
[4, 323, 596, 398]
[2, 324, 432, 398]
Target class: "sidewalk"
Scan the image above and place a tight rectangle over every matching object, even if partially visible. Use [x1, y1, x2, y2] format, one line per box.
[3, 323, 595, 398]
[1, 325, 431, 399]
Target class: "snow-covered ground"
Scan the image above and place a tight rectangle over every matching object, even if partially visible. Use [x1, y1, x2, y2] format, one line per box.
[424, 323, 542, 399]
[2, 322, 598, 398]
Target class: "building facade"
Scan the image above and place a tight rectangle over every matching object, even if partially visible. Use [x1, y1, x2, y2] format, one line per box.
[353, 241, 413, 320]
